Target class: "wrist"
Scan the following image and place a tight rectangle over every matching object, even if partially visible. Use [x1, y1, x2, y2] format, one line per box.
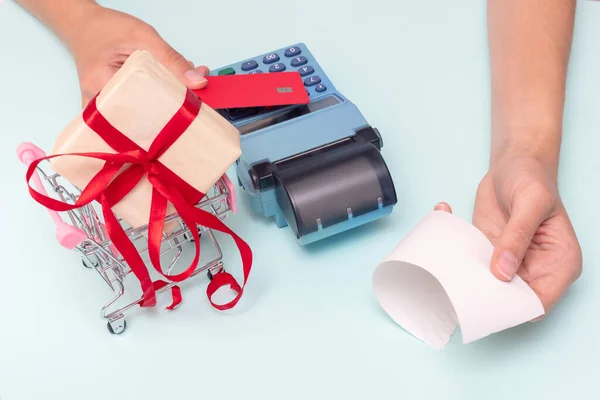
[50, 1, 102, 50]
[490, 126, 562, 180]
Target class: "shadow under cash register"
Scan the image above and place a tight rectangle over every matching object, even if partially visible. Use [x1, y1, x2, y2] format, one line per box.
[218, 95, 398, 246]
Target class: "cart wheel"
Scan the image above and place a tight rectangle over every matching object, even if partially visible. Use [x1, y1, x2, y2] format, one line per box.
[82, 259, 97, 269]
[107, 319, 126, 335]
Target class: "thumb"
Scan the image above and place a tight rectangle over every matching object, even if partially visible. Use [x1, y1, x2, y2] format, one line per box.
[154, 43, 208, 90]
[491, 187, 554, 282]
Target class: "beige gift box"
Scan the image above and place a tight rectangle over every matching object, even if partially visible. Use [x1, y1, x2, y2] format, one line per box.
[50, 50, 241, 230]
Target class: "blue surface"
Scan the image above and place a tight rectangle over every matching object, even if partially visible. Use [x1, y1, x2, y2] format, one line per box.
[213, 42, 396, 244]
[1, 0, 599, 399]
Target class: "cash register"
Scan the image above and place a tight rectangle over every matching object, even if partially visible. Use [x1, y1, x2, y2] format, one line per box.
[210, 43, 397, 245]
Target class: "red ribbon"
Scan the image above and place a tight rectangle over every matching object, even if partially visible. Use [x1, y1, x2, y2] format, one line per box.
[152, 280, 182, 310]
[25, 89, 252, 310]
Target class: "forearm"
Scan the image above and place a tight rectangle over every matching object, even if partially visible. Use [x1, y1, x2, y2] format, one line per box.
[487, 0, 576, 176]
[15, 0, 100, 47]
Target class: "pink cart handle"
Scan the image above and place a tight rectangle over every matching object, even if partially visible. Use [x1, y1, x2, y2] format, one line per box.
[221, 173, 237, 214]
[17, 142, 87, 250]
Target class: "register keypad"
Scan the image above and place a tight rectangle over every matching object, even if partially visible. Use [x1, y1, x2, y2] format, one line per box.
[213, 43, 333, 99]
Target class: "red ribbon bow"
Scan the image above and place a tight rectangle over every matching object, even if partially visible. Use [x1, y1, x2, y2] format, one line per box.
[25, 88, 252, 310]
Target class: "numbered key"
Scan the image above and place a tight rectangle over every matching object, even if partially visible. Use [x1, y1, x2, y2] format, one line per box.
[241, 60, 258, 71]
[304, 75, 321, 86]
[285, 46, 302, 57]
[291, 56, 308, 67]
[263, 53, 280, 64]
[269, 63, 287, 72]
[315, 83, 327, 93]
[298, 66, 314, 77]
[249, 70, 264, 74]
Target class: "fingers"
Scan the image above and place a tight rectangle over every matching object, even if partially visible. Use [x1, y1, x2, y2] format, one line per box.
[195, 65, 210, 75]
[153, 40, 208, 89]
[490, 184, 555, 282]
[434, 202, 452, 213]
[183, 67, 209, 89]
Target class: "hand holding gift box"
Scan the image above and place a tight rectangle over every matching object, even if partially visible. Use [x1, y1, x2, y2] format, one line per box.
[51, 50, 241, 231]
[24, 50, 252, 310]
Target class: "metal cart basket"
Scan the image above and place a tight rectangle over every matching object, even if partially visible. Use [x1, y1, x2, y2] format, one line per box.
[17, 142, 237, 335]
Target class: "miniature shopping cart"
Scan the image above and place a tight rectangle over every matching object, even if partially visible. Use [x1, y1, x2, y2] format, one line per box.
[17, 142, 238, 335]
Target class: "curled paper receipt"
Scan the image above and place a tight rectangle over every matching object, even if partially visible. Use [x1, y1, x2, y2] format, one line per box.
[372, 211, 545, 350]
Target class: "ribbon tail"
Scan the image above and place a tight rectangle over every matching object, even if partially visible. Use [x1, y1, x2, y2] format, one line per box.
[166, 285, 182, 310]
[145, 176, 203, 283]
[147, 186, 168, 276]
[144, 174, 250, 311]
[100, 195, 157, 307]
[152, 280, 183, 310]
[189, 207, 253, 311]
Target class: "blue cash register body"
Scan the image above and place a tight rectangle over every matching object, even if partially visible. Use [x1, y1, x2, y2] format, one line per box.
[211, 43, 397, 245]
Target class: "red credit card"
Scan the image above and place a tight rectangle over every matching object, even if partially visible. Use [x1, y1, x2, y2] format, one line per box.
[192, 72, 310, 109]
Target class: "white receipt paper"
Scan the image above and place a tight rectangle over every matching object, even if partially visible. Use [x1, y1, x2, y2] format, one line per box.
[372, 211, 545, 350]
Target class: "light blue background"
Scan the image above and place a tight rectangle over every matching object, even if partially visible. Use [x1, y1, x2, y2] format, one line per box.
[1, 0, 599, 399]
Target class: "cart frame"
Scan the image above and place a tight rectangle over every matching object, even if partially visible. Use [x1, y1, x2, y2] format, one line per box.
[18, 142, 237, 334]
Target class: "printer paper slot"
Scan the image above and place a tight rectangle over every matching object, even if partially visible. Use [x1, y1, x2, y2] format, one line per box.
[274, 141, 396, 238]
